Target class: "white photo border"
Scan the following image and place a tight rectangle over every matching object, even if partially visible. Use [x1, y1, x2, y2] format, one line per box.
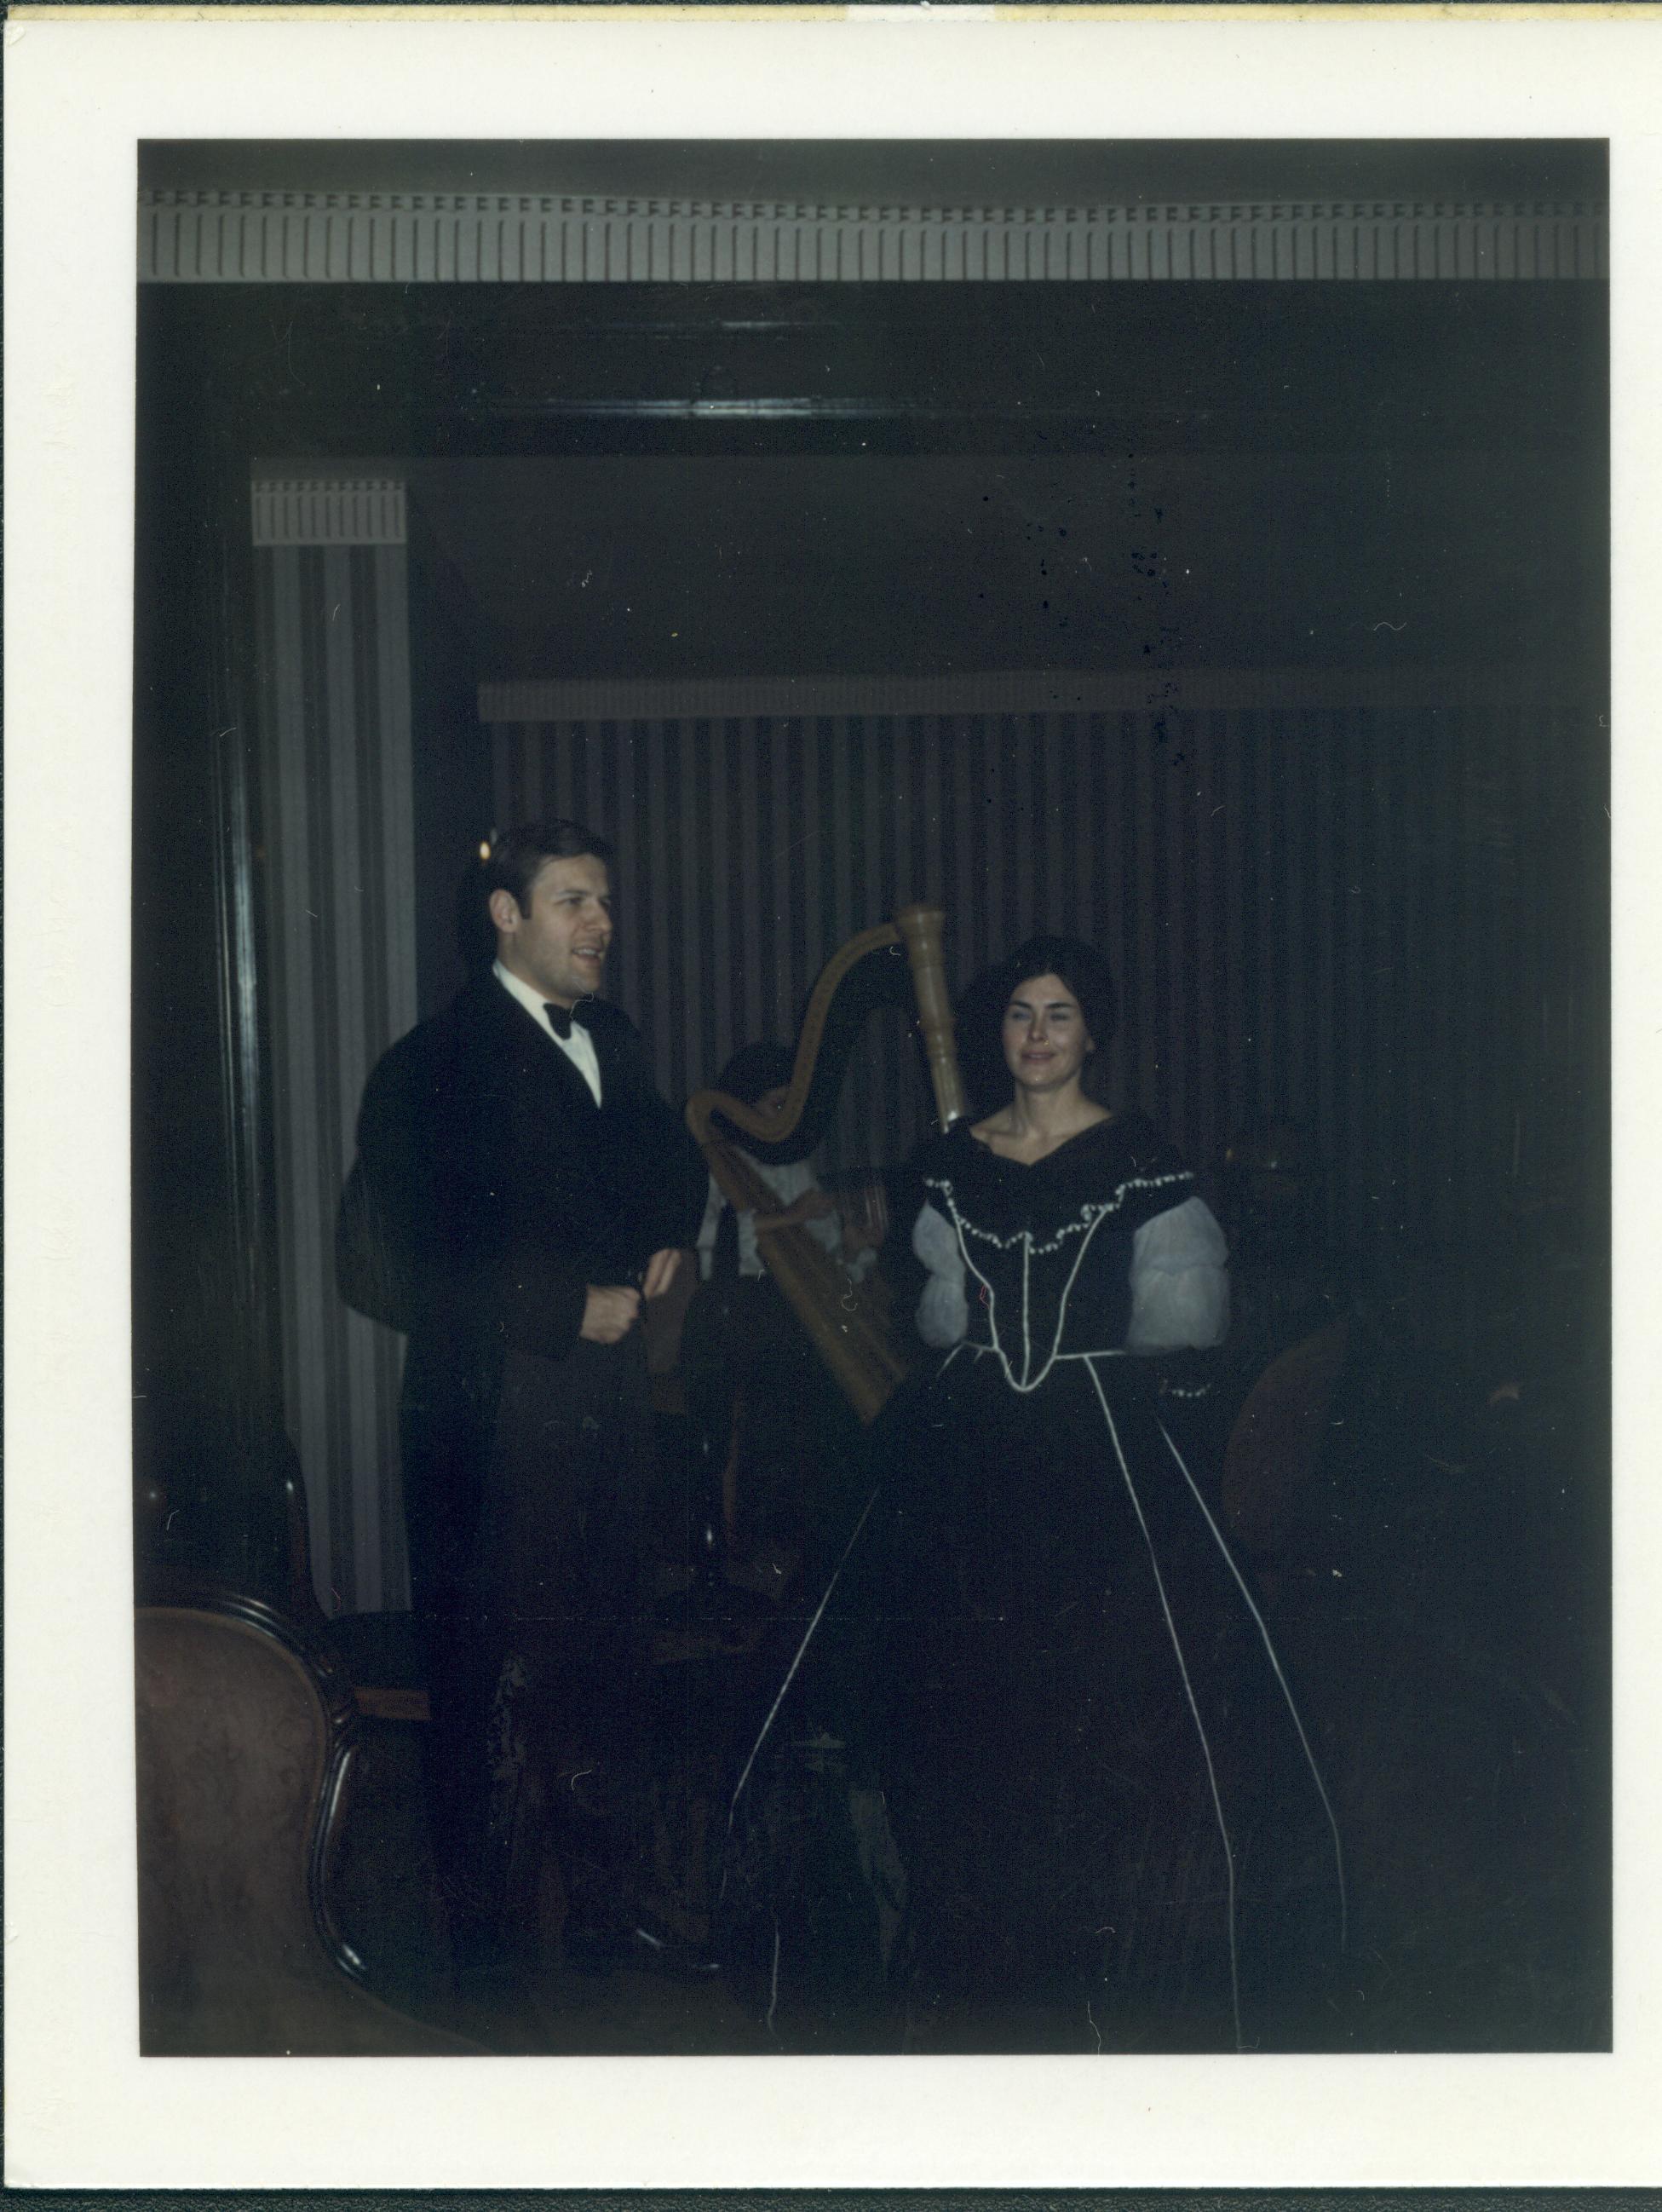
[4, 7, 1656, 2188]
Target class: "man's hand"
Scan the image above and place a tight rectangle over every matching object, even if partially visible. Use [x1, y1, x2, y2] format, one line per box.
[580, 1285, 641, 1343]
[641, 1247, 683, 1302]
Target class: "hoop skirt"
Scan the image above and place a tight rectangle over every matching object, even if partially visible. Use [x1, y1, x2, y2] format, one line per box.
[737, 1115, 1346, 2054]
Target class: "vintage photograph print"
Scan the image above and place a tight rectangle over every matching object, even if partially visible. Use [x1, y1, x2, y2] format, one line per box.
[131, 138, 1609, 2065]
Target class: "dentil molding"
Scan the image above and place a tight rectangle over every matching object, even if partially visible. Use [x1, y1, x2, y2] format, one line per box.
[142, 188, 1607, 285]
[251, 477, 407, 548]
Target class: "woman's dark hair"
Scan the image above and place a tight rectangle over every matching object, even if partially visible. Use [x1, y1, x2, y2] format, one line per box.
[716, 1040, 796, 1105]
[957, 935, 1119, 1113]
[455, 820, 615, 970]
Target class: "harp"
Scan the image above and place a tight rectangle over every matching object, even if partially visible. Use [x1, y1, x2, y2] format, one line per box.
[685, 904, 967, 1424]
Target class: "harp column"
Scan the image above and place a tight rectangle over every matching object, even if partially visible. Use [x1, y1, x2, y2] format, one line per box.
[896, 902, 968, 1130]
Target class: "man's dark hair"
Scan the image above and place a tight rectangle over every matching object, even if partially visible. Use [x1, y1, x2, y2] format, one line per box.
[455, 820, 615, 970]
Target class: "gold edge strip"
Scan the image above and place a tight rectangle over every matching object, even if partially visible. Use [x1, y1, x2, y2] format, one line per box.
[10, 5, 850, 18]
[996, 2, 1662, 14]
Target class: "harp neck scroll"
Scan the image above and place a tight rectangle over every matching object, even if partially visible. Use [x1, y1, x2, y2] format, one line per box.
[686, 902, 965, 1161]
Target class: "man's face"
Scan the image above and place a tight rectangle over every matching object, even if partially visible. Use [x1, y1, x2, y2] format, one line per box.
[492, 852, 613, 1008]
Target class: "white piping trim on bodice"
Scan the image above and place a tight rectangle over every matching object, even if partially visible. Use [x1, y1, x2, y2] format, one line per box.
[935, 1184, 1113, 1393]
[923, 1167, 1192, 1256]
[940, 1341, 1131, 1371]
[929, 1168, 1199, 1393]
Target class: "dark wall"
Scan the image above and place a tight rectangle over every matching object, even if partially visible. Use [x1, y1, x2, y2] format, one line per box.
[415, 444, 1603, 687]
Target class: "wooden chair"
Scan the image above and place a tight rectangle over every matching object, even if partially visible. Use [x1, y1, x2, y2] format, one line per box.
[256, 1446, 432, 1725]
[135, 1592, 477, 2054]
[1222, 1318, 1352, 1562]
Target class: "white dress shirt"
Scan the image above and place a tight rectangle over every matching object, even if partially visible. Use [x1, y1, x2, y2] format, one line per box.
[492, 959, 603, 1107]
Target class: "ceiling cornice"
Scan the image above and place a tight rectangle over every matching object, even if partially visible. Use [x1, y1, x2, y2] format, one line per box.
[141, 187, 1607, 285]
[480, 665, 1586, 723]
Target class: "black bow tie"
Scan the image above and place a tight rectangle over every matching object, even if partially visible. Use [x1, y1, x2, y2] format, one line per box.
[544, 1002, 587, 1041]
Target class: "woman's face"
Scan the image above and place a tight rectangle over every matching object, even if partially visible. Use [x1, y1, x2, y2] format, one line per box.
[1002, 972, 1094, 1095]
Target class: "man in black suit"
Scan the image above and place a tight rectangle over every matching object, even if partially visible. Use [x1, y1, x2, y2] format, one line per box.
[344, 821, 709, 1998]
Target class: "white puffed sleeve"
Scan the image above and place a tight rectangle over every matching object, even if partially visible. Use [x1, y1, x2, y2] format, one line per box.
[912, 1201, 969, 1349]
[1125, 1195, 1230, 1352]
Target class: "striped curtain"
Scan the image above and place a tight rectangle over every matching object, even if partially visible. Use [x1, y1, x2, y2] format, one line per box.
[254, 540, 417, 1616]
[489, 690, 1601, 1320]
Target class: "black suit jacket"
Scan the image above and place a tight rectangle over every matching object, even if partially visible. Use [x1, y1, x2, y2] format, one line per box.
[344, 971, 707, 1598]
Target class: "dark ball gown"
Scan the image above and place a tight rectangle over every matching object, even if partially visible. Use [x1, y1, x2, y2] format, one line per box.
[806, 1113, 1348, 2054]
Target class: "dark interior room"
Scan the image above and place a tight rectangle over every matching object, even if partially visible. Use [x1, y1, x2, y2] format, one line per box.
[130, 140, 1609, 2059]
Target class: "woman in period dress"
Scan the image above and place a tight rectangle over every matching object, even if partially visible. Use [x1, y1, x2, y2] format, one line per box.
[837, 936, 1346, 2054]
